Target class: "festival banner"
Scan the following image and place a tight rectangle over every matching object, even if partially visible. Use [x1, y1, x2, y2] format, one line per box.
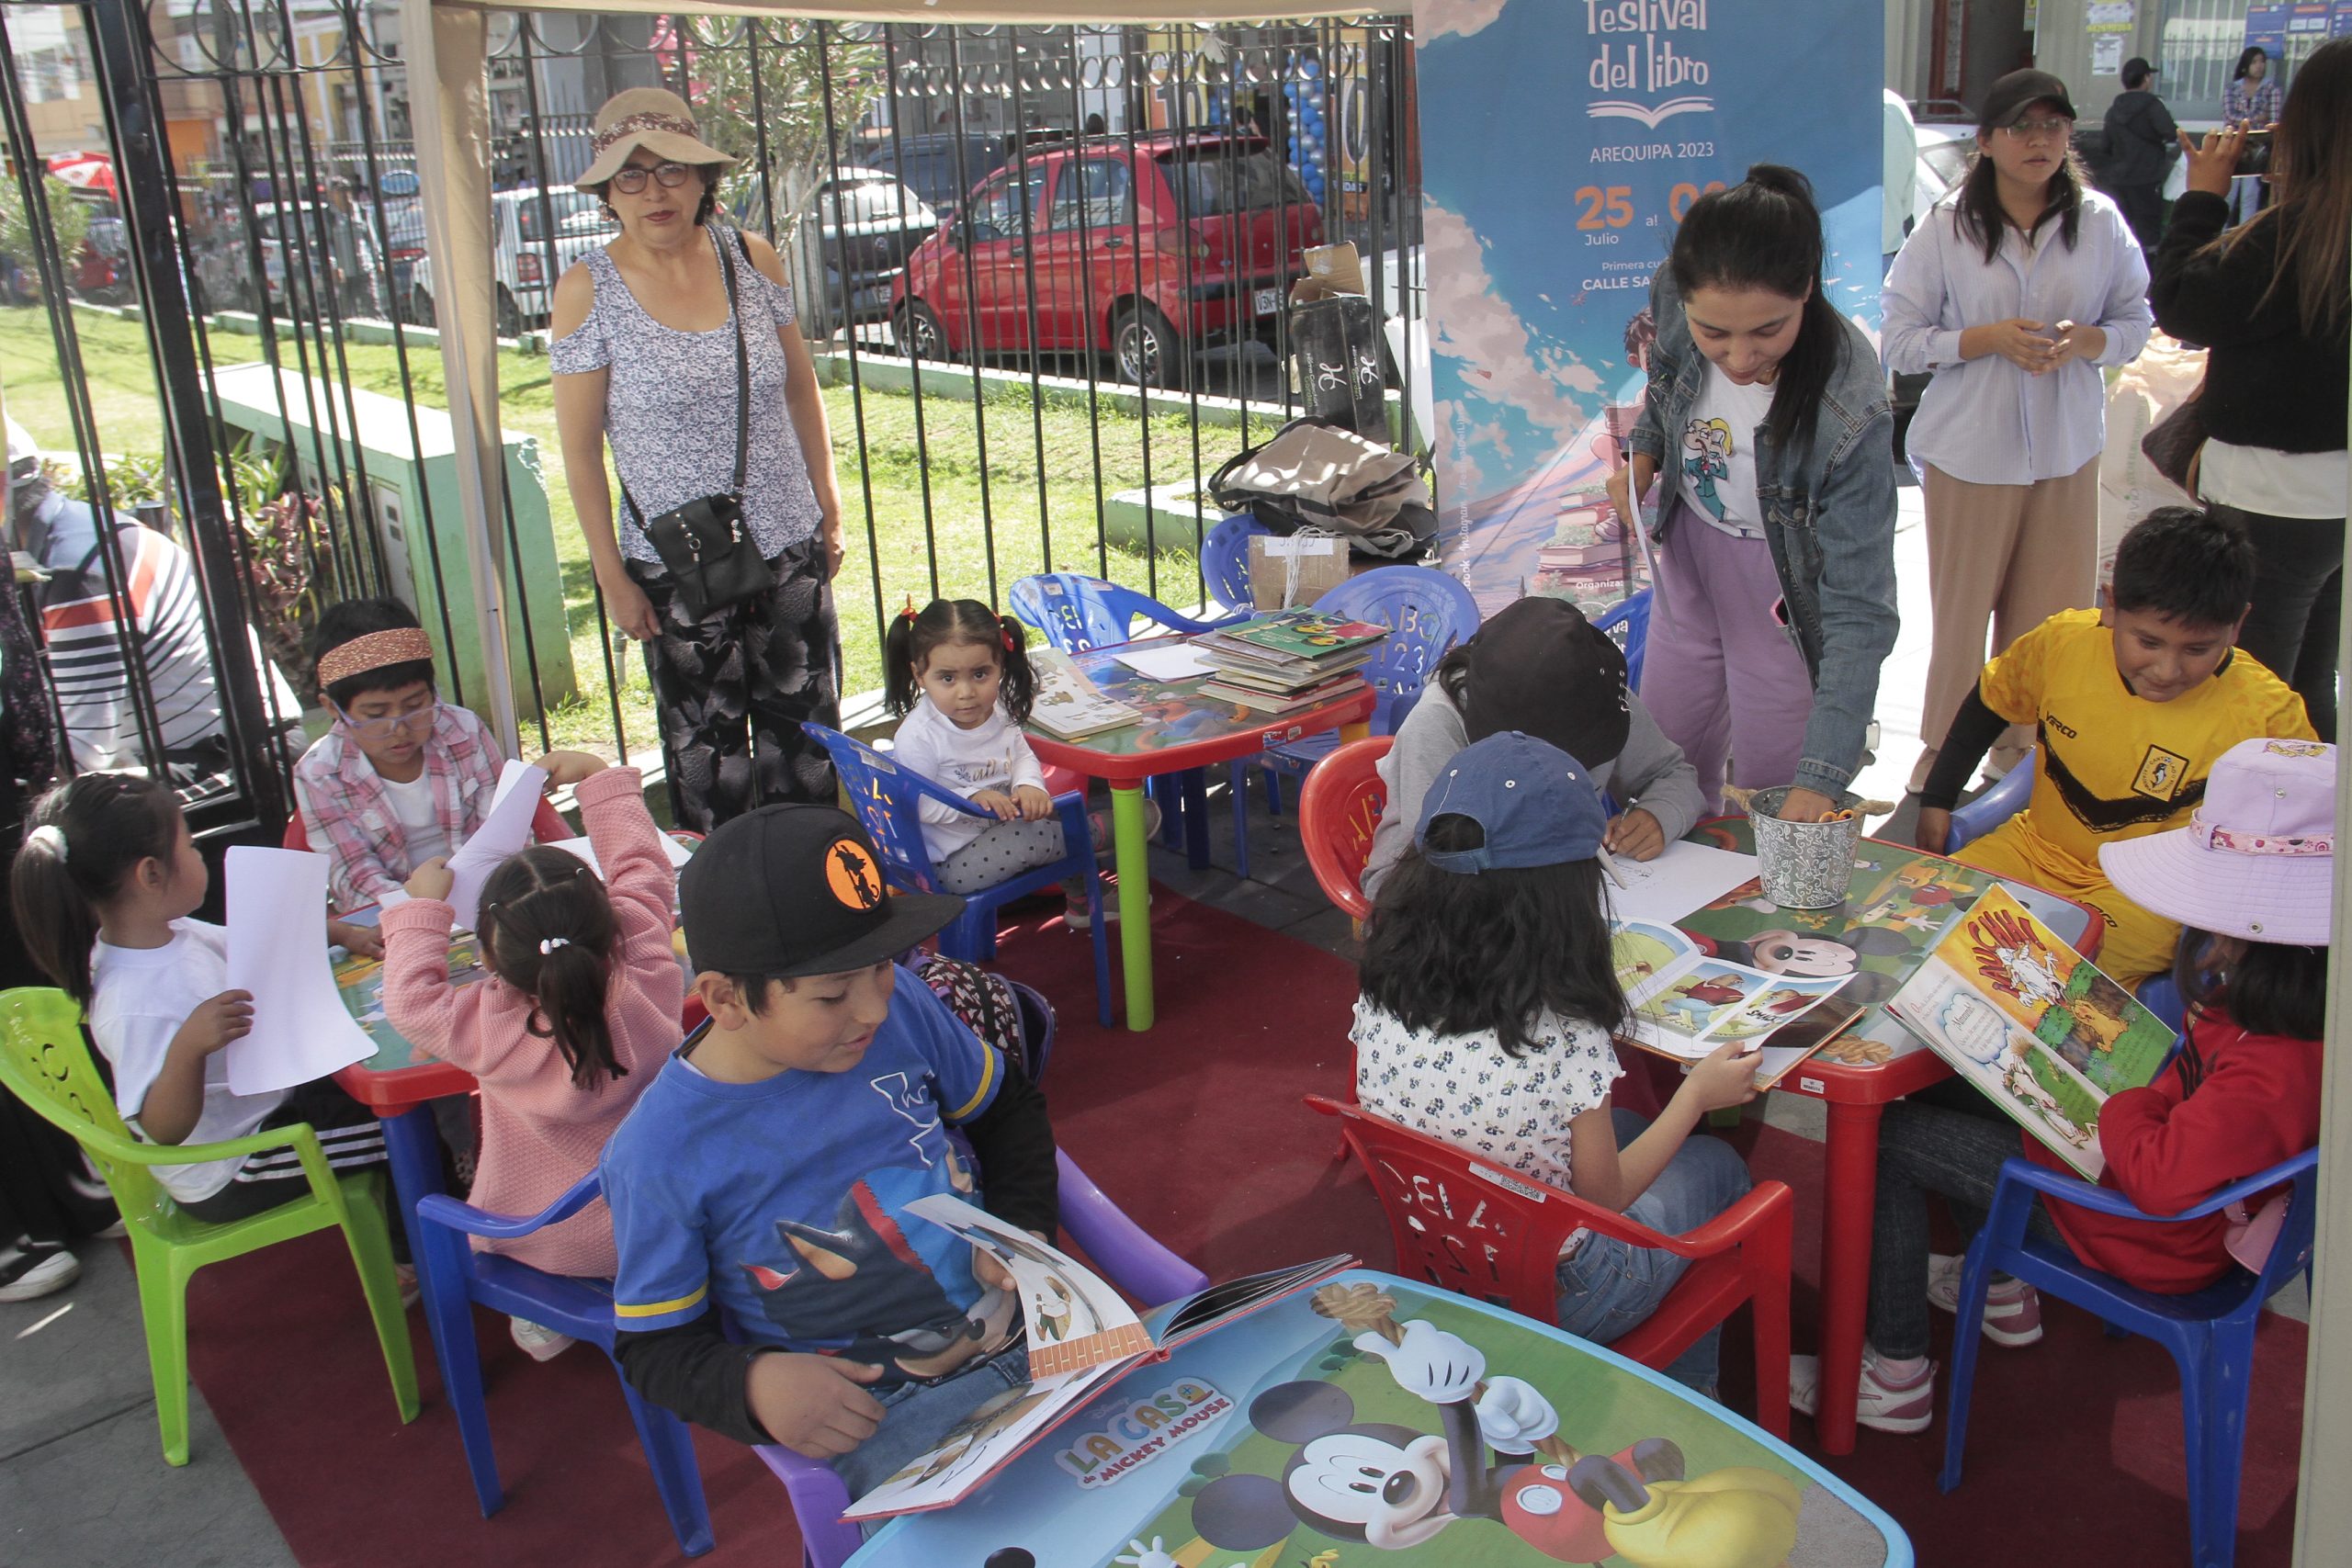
[1411, 0, 1885, 616]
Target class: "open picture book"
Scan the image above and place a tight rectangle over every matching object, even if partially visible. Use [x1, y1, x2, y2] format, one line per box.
[843, 1195, 1350, 1520]
[1028, 648, 1143, 741]
[1882, 886, 2177, 1179]
[1611, 920, 1859, 1090]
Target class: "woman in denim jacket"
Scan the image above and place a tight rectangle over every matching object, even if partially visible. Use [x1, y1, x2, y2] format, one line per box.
[1608, 165, 1901, 822]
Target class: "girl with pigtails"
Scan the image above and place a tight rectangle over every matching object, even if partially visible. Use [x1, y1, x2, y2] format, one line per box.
[381, 750, 683, 1363]
[885, 598, 1140, 927]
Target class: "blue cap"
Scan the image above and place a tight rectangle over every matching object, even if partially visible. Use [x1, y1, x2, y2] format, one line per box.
[1414, 732, 1610, 874]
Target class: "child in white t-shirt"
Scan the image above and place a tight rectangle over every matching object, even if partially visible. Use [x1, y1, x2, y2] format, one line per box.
[885, 598, 1141, 927]
[1351, 732, 1758, 1394]
[11, 773, 391, 1223]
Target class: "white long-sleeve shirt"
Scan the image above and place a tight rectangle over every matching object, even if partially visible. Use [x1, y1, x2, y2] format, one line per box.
[890, 698, 1047, 862]
[1882, 187, 2152, 485]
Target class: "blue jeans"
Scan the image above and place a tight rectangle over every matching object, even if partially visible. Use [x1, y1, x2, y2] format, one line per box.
[1555, 1109, 1752, 1394]
[826, 1341, 1034, 1506]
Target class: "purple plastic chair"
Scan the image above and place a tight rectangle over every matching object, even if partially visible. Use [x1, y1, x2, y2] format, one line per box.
[413, 1173, 716, 1557]
[802, 722, 1113, 1027]
[758, 1147, 1211, 1568]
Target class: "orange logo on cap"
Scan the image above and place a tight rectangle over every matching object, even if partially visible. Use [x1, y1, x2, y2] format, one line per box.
[824, 838, 885, 911]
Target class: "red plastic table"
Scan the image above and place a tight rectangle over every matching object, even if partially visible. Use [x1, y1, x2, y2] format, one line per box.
[1025, 640, 1374, 1031]
[1679, 819, 2104, 1455]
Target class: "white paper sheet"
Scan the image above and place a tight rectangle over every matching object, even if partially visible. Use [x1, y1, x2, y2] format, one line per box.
[1602, 839, 1762, 926]
[442, 761, 549, 931]
[542, 832, 693, 883]
[1111, 640, 1213, 682]
[223, 847, 378, 1097]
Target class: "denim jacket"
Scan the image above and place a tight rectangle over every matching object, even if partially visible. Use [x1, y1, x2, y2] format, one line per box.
[1627, 268, 1902, 795]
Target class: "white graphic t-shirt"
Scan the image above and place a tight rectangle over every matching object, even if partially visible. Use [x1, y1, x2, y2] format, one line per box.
[1677, 360, 1774, 538]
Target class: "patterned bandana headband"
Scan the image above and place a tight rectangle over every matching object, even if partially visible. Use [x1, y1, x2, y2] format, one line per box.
[316, 628, 435, 691]
[591, 110, 701, 157]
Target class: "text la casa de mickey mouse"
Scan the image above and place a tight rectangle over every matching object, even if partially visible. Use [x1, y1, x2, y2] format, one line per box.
[1586, 0, 1712, 92]
[1053, 1381, 1233, 1489]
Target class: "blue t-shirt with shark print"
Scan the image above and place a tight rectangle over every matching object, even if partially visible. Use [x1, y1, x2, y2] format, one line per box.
[603, 964, 1018, 1389]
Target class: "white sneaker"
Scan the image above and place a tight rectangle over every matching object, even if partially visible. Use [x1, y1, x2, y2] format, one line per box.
[1926, 1253, 2044, 1347]
[510, 1316, 577, 1362]
[0, 1244, 80, 1303]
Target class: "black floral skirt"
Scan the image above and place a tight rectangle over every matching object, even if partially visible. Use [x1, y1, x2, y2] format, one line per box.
[626, 536, 841, 829]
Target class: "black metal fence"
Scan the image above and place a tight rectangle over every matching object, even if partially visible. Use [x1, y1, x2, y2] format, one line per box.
[0, 3, 1421, 837]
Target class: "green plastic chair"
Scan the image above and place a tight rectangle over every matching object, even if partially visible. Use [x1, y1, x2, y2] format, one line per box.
[0, 986, 419, 1465]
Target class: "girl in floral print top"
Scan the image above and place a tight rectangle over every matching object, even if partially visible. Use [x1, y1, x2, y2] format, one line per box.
[1349, 732, 1760, 1393]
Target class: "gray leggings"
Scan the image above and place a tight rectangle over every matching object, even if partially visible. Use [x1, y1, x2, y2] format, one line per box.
[1867, 1090, 2068, 1359]
[933, 818, 1069, 895]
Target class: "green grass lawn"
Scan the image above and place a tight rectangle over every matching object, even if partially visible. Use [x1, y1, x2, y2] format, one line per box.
[0, 305, 1225, 757]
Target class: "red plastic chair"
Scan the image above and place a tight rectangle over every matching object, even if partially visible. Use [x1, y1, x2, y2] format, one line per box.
[1298, 735, 1392, 922]
[1306, 1094, 1795, 1438]
[283, 795, 573, 852]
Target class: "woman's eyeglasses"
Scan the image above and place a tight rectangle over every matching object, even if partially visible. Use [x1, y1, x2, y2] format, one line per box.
[2000, 116, 2074, 141]
[610, 161, 695, 194]
[335, 700, 441, 742]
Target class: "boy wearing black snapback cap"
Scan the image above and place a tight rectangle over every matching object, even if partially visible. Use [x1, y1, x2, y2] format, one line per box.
[600, 804, 1058, 1496]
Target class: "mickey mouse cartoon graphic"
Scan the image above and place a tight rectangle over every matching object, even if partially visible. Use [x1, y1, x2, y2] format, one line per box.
[1182, 1317, 1802, 1565]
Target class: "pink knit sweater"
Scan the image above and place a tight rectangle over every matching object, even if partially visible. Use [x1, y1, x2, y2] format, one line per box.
[380, 766, 684, 1277]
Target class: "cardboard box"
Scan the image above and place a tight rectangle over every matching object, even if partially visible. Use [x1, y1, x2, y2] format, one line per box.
[1250, 533, 1356, 611]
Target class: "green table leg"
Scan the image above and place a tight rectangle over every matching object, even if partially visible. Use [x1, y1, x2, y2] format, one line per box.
[1110, 781, 1155, 1031]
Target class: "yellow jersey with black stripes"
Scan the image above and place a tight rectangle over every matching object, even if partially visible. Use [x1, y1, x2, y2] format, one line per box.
[1981, 609, 2315, 877]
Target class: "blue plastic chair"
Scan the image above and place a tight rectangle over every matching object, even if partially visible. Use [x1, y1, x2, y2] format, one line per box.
[801, 722, 1113, 1027]
[1258, 564, 1483, 786]
[413, 1173, 716, 1557]
[1943, 748, 2037, 851]
[1199, 513, 1272, 616]
[1939, 1149, 2319, 1567]
[1592, 586, 1654, 693]
[1007, 571, 1260, 876]
[755, 1147, 1211, 1568]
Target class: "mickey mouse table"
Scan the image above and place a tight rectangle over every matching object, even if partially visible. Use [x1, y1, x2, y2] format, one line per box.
[1674, 819, 2102, 1457]
[1024, 644, 1375, 1032]
[846, 1268, 1912, 1566]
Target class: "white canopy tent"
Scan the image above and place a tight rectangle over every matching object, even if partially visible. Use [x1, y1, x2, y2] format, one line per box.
[396, 10, 2349, 1557]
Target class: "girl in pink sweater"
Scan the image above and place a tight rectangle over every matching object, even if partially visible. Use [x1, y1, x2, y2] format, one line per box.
[382, 752, 684, 1361]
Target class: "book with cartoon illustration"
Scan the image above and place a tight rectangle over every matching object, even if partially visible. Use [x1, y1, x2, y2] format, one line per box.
[1028, 648, 1144, 740]
[843, 1193, 1350, 1520]
[851, 1269, 1911, 1565]
[1882, 886, 2177, 1179]
[1610, 920, 1855, 1090]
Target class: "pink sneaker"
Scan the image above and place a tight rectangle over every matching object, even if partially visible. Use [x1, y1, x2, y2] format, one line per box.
[1789, 1350, 1937, 1435]
[1927, 1253, 2044, 1347]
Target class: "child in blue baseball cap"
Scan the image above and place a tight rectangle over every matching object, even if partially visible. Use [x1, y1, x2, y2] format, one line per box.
[1351, 731, 1762, 1395]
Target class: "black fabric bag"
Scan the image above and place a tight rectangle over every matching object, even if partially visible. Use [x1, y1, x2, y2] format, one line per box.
[1288, 291, 1386, 438]
[622, 228, 775, 622]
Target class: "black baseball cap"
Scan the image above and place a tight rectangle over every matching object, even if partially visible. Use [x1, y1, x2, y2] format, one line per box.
[1456, 596, 1632, 769]
[2122, 57, 2158, 85]
[1979, 69, 2079, 130]
[679, 804, 962, 979]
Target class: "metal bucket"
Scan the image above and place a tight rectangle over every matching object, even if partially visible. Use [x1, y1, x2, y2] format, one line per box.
[1747, 786, 1865, 909]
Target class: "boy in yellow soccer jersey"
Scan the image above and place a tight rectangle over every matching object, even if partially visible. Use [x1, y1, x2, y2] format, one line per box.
[1913, 507, 2316, 984]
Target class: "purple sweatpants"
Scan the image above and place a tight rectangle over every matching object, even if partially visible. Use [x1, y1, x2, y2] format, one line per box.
[1637, 499, 1815, 815]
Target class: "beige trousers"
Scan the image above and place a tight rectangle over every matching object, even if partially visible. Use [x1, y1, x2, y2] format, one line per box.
[1918, 457, 2102, 755]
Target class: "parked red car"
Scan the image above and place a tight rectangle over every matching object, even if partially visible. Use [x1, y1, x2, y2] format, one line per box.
[889, 131, 1322, 388]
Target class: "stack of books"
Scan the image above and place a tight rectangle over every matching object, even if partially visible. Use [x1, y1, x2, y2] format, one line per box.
[1528, 486, 1645, 614]
[1192, 609, 1387, 715]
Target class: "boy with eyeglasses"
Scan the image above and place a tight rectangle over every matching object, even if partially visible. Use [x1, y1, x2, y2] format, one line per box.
[292, 597, 515, 912]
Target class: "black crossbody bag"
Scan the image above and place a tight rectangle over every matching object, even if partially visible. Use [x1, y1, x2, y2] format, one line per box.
[620, 228, 775, 622]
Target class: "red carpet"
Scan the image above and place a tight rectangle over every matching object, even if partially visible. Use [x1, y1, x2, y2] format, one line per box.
[183, 892, 2306, 1567]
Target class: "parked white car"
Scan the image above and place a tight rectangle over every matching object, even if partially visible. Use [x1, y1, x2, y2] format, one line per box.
[405, 186, 615, 337]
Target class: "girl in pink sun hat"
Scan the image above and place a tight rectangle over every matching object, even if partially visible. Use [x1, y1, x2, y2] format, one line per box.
[1795, 737, 2331, 1435]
